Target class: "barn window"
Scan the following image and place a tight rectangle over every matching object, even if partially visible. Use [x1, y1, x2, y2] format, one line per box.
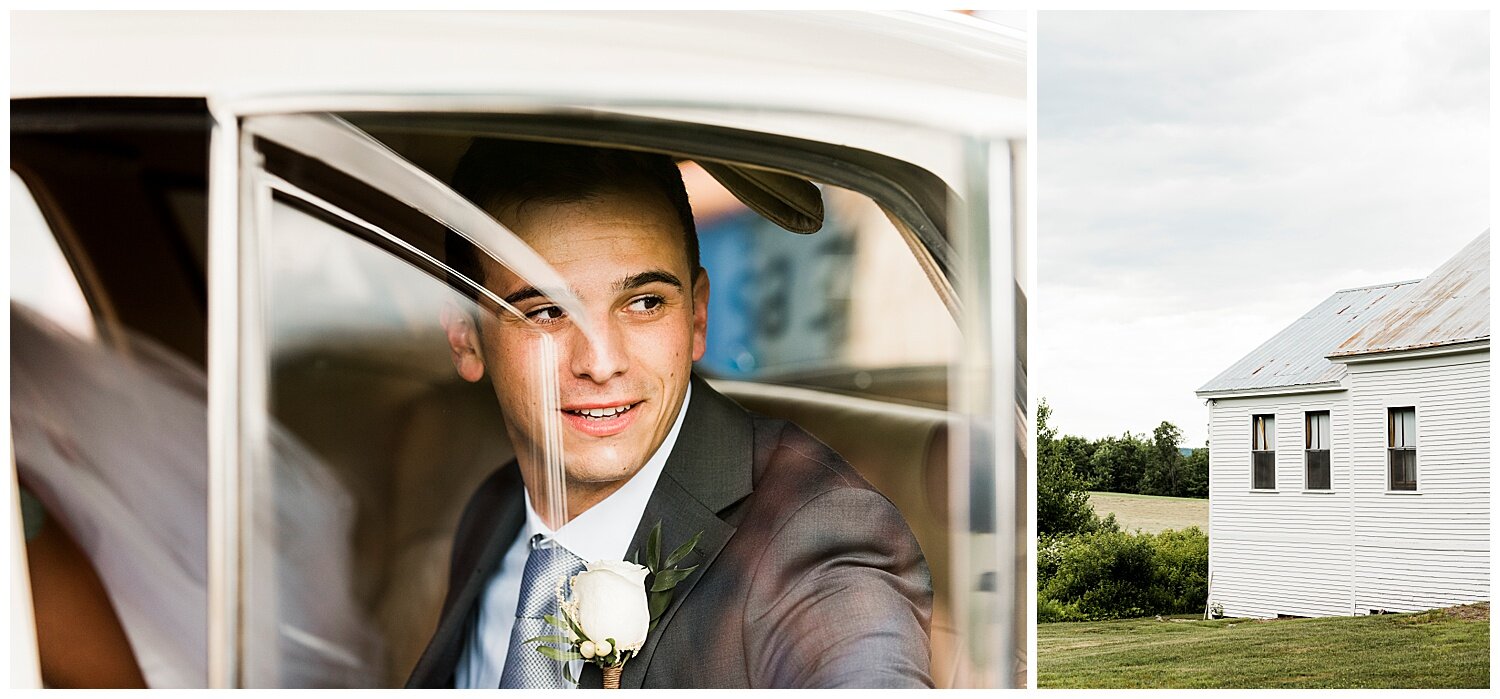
[1304, 411, 1330, 490]
[1251, 414, 1275, 489]
[1387, 407, 1417, 491]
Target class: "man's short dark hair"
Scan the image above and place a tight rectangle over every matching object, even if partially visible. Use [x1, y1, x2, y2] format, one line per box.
[446, 139, 699, 292]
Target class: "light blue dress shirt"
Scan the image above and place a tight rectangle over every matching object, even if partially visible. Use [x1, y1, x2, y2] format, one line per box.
[454, 384, 692, 688]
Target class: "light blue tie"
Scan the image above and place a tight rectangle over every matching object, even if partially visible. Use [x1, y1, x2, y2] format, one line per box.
[499, 534, 586, 688]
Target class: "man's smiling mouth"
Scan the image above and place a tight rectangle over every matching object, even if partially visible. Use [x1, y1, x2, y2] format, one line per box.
[563, 402, 640, 420]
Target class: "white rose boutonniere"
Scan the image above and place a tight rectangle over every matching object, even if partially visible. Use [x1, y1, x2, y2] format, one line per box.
[571, 561, 651, 654]
[528, 521, 702, 688]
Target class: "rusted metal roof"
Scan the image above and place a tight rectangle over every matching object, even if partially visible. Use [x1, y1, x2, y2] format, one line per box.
[1330, 230, 1490, 357]
[1199, 230, 1490, 397]
[1197, 280, 1420, 396]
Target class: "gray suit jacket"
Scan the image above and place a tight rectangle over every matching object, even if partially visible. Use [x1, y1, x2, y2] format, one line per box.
[406, 376, 933, 688]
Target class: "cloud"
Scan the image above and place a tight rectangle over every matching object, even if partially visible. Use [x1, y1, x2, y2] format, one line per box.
[1036, 11, 1488, 444]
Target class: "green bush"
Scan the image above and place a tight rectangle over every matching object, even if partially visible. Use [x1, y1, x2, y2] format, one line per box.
[1037, 526, 1208, 622]
[1150, 526, 1209, 610]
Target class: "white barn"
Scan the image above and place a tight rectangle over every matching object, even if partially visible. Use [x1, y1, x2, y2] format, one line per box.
[1195, 231, 1489, 618]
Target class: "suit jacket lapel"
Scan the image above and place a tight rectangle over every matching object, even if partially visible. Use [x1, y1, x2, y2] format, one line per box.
[610, 376, 755, 688]
[406, 467, 526, 688]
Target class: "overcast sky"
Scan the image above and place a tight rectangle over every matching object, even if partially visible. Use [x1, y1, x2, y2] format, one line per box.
[1036, 11, 1489, 446]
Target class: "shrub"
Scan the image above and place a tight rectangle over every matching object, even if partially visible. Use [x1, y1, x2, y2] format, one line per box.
[1037, 594, 1070, 623]
[1037, 526, 1208, 622]
[1150, 526, 1209, 612]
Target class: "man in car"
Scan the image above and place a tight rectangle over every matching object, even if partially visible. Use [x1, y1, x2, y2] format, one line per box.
[407, 140, 932, 689]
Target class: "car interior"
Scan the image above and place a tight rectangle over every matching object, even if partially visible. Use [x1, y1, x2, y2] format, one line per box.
[11, 98, 965, 687]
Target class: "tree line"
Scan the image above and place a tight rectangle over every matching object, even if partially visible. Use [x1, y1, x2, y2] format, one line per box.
[1038, 399, 1207, 536]
[1037, 399, 1210, 621]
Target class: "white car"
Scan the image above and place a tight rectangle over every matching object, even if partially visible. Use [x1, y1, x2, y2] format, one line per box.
[9, 11, 1026, 689]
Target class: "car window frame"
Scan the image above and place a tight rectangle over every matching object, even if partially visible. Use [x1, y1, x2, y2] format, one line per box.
[204, 96, 1021, 689]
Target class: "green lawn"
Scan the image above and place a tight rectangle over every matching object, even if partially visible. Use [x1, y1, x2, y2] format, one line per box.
[1038, 603, 1490, 688]
[1087, 491, 1208, 534]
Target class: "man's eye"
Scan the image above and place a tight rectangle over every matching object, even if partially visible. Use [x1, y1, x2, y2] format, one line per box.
[627, 296, 665, 313]
[525, 306, 566, 323]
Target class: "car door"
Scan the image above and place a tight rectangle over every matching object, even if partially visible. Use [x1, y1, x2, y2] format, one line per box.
[12, 96, 1022, 689]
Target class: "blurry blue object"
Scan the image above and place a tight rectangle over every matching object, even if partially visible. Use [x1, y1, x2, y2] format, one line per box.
[695, 211, 760, 377]
[695, 201, 854, 380]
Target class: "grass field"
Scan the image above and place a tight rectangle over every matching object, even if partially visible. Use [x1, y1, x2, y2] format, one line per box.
[1038, 603, 1490, 689]
[1087, 491, 1207, 534]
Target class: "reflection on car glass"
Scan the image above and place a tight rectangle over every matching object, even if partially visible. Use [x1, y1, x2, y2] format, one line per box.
[10, 303, 382, 687]
[693, 179, 954, 392]
[9, 172, 97, 341]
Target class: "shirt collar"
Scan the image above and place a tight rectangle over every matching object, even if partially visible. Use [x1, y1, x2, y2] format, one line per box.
[523, 382, 692, 564]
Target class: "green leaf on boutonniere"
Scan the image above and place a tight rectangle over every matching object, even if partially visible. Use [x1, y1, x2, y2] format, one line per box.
[522, 634, 572, 645]
[646, 520, 662, 571]
[638, 520, 705, 636]
[540, 610, 587, 648]
[649, 565, 698, 593]
[664, 531, 702, 569]
[562, 611, 587, 642]
[648, 588, 671, 620]
[536, 646, 584, 662]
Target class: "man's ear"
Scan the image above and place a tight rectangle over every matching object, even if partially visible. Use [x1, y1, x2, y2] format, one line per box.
[440, 302, 486, 383]
[690, 267, 710, 363]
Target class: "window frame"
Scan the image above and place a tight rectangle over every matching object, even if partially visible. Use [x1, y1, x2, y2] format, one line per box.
[1387, 406, 1418, 492]
[1250, 413, 1276, 491]
[1303, 410, 1331, 491]
[208, 101, 1020, 689]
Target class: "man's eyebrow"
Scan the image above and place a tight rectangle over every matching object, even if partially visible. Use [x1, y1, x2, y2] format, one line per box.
[616, 270, 683, 292]
[501, 270, 682, 307]
[502, 286, 546, 306]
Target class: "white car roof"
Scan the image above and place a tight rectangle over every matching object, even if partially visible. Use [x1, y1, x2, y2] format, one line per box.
[11, 11, 1025, 139]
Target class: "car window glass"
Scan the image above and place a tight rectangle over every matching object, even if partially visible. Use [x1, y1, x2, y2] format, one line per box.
[12, 299, 211, 688]
[686, 163, 955, 407]
[9, 171, 97, 341]
[245, 120, 574, 687]
[254, 193, 503, 686]
[243, 112, 993, 689]
[11, 99, 215, 689]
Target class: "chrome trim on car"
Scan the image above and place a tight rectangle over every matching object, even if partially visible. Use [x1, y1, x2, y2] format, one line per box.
[205, 97, 242, 689]
[947, 135, 1021, 688]
[214, 92, 1024, 141]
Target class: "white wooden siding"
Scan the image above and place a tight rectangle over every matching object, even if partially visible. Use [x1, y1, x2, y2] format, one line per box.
[1210, 540, 1351, 618]
[1206, 351, 1489, 618]
[1345, 352, 1489, 613]
[1353, 547, 1490, 613]
[1207, 391, 1354, 617]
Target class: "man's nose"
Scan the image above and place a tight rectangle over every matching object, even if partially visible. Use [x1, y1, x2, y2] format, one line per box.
[567, 318, 628, 383]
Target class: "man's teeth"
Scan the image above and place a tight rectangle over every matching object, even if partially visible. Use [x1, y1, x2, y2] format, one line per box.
[571, 404, 633, 419]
